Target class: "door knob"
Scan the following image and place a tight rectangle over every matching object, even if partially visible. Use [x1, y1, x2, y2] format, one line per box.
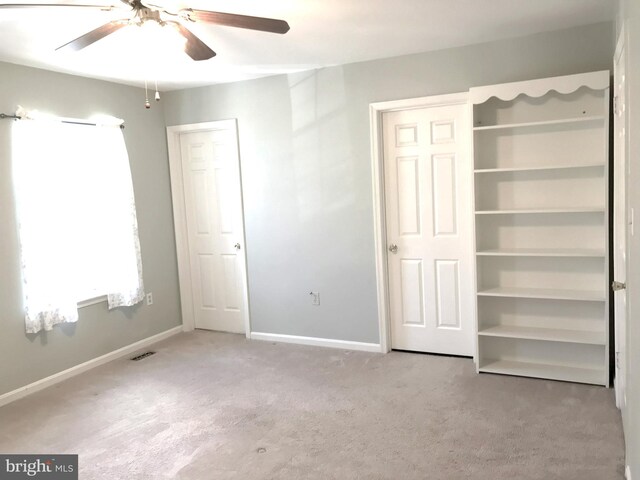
[234, 243, 241, 250]
[612, 280, 626, 291]
[388, 244, 398, 254]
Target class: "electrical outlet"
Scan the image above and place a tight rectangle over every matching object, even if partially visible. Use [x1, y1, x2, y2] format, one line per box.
[146, 292, 153, 306]
[309, 291, 320, 306]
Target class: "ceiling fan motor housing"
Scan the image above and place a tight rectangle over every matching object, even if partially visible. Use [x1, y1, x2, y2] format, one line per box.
[136, 6, 162, 26]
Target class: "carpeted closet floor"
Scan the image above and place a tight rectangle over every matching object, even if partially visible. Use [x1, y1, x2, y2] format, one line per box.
[0, 331, 625, 479]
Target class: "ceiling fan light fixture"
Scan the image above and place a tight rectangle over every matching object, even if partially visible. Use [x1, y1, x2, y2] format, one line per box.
[135, 15, 188, 62]
[3, 0, 290, 63]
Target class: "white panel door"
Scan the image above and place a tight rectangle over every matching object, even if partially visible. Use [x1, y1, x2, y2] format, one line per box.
[179, 125, 247, 333]
[613, 41, 627, 408]
[383, 103, 474, 355]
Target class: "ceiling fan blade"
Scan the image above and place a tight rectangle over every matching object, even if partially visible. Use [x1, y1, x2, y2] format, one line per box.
[183, 9, 290, 34]
[0, 3, 118, 9]
[56, 20, 128, 52]
[167, 22, 216, 61]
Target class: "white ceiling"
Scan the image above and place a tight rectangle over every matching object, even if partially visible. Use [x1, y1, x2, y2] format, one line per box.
[0, 0, 616, 91]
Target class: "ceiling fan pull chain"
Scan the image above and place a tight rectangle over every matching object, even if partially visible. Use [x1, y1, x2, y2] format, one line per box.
[144, 78, 150, 109]
[155, 78, 160, 102]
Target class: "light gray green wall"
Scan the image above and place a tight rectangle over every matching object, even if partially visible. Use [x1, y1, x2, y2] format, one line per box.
[618, 0, 639, 476]
[0, 62, 181, 396]
[163, 22, 614, 345]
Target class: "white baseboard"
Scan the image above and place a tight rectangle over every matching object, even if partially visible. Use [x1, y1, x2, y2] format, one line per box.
[0, 325, 183, 408]
[250, 332, 382, 353]
[627, 466, 632, 480]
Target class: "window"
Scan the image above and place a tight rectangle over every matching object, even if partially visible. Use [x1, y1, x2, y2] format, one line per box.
[12, 115, 144, 334]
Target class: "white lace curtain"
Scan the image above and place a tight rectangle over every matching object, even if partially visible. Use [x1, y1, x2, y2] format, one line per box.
[12, 113, 144, 334]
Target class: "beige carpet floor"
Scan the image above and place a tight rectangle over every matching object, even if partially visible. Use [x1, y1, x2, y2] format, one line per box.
[0, 331, 625, 479]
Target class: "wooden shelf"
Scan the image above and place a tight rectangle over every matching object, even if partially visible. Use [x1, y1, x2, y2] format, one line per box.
[473, 115, 604, 131]
[478, 325, 605, 345]
[476, 248, 605, 258]
[475, 207, 605, 215]
[477, 286, 605, 302]
[474, 163, 605, 174]
[480, 359, 605, 385]
[471, 71, 609, 386]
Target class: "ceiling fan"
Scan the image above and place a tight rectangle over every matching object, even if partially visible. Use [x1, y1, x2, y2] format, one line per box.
[0, 0, 291, 60]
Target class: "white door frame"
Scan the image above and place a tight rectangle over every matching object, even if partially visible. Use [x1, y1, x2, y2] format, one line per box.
[166, 120, 251, 337]
[369, 92, 474, 354]
[613, 27, 628, 407]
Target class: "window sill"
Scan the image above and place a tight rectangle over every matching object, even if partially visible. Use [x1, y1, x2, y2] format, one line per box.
[78, 295, 107, 309]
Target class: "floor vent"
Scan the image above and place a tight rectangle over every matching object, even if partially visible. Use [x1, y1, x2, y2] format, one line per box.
[131, 351, 156, 361]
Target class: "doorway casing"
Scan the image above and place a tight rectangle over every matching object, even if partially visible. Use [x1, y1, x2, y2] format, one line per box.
[369, 92, 476, 356]
[166, 120, 251, 336]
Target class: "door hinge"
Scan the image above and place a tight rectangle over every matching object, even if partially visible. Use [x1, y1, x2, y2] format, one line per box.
[612, 280, 627, 291]
[616, 351, 621, 370]
[614, 95, 618, 115]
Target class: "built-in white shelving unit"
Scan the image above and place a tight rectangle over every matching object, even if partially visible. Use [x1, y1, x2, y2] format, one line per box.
[470, 71, 610, 386]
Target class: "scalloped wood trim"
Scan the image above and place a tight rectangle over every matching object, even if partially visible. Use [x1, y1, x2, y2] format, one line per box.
[470, 70, 610, 105]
